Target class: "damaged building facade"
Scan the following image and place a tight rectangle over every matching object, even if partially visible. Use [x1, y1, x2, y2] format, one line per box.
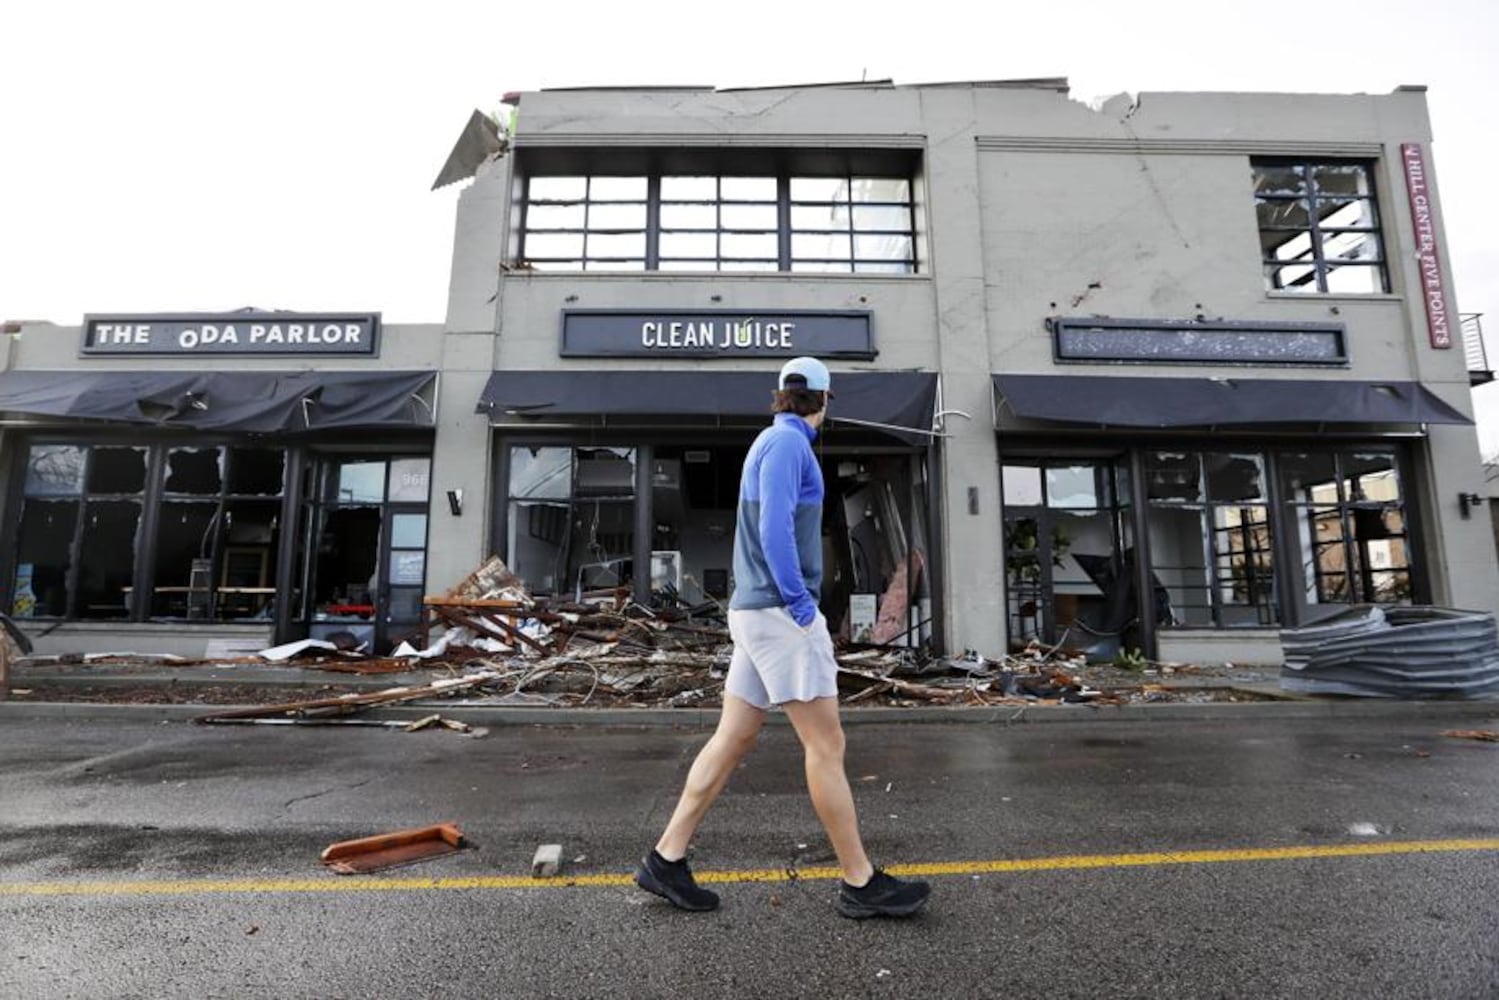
[2, 78, 1496, 665]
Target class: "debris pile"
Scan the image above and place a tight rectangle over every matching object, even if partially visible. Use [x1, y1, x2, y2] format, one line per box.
[28, 559, 1275, 717]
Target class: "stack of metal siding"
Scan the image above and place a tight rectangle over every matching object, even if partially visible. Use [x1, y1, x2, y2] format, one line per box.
[1280, 605, 1499, 698]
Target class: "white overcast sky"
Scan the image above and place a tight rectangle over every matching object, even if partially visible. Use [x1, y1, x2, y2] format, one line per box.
[4, 0, 1499, 452]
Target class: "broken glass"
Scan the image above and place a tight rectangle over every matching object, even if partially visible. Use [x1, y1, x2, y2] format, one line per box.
[24, 445, 85, 495]
[1310, 163, 1374, 198]
[15, 499, 77, 616]
[1205, 453, 1265, 503]
[150, 502, 219, 617]
[1146, 452, 1202, 503]
[1045, 465, 1104, 509]
[164, 447, 224, 494]
[1256, 197, 1311, 230]
[86, 447, 148, 494]
[76, 500, 140, 619]
[1282, 452, 1340, 504]
[1252, 163, 1304, 196]
[227, 448, 285, 495]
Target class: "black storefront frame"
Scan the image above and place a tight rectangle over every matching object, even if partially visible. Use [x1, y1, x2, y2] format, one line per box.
[0, 428, 435, 646]
[490, 426, 944, 653]
[997, 435, 1430, 659]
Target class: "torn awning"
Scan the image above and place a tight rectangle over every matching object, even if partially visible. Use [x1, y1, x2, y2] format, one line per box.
[477, 370, 938, 442]
[0, 370, 437, 432]
[991, 374, 1472, 428]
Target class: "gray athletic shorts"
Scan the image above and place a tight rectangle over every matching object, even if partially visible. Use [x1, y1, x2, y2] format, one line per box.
[724, 606, 839, 709]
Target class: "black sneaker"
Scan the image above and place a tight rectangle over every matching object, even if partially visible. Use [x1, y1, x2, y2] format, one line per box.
[836, 868, 931, 919]
[634, 850, 719, 912]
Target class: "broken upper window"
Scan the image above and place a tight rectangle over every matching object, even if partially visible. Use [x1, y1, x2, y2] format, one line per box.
[1253, 160, 1388, 294]
[519, 153, 918, 274]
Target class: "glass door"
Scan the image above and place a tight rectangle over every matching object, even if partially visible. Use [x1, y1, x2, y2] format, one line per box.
[1000, 457, 1128, 658]
[302, 456, 431, 653]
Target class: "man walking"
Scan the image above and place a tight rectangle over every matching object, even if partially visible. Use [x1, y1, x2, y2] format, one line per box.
[635, 357, 931, 919]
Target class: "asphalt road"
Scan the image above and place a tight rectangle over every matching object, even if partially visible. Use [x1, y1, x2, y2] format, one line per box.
[1, 707, 1497, 999]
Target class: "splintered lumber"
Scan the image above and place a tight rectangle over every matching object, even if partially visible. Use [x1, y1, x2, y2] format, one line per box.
[192, 671, 500, 723]
[321, 822, 465, 874]
[1440, 729, 1499, 742]
[836, 666, 969, 702]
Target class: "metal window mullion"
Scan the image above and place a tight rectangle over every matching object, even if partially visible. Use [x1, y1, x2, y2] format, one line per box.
[271, 446, 304, 643]
[632, 444, 652, 606]
[61, 449, 94, 619]
[777, 176, 791, 271]
[517, 178, 531, 261]
[1128, 448, 1158, 658]
[645, 176, 661, 269]
[1299, 162, 1328, 292]
[713, 176, 725, 270]
[580, 178, 597, 264]
[1201, 457, 1223, 626]
[131, 445, 168, 621]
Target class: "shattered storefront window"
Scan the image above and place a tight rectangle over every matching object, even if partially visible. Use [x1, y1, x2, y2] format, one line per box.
[1001, 458, 1126, 655]
[833, 456, 928, 647]
[10, 442, 288, 622]
[14, 498, 78, 617]
[1145, 451, 1276, 627]
[506, 447, 636, 599]
[305, 456, 432, 654]
[1284, 450, 1410, 606]
[14, 445, 146, 620]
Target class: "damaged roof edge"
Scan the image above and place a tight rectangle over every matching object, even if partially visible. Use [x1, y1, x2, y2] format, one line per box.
[524, 77, 1071, 98]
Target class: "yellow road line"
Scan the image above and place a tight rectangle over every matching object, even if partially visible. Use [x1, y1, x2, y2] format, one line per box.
[2, 839, 1497, 898]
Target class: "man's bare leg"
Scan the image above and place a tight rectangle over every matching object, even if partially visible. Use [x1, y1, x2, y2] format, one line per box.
[781, 696, 874, 886]
[655, 694, 766, 860]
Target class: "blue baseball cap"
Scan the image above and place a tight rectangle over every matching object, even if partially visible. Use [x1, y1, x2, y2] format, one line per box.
[778, 356, 834, 396]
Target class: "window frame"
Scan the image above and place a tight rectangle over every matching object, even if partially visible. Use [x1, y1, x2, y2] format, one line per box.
[1142, 450, 1279, 628]
[1252, 158, 1390, 295]
[516, 148, 920, 275]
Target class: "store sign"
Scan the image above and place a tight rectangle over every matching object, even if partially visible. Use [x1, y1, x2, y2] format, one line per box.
[1052, 317, 1347, 365]
[81, 313, 380, 356]
[1400, 143, 1451, 350]
[560, 310, 875, 359]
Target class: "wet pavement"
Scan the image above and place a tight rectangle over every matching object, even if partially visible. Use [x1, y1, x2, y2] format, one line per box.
[1, 708, 1497, 998]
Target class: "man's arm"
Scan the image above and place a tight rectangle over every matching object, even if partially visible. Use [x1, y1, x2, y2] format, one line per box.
[757, 434, 817, 626]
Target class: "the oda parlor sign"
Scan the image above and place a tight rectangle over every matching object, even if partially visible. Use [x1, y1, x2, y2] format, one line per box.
[560, 309, 875, 359]
[82, 313, 380, 356]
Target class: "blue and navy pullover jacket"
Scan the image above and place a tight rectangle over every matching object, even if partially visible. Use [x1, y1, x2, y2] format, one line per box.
[729, 413, 824, 626]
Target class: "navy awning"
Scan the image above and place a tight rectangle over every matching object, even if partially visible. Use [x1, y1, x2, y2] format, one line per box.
[992, 374, 1472, 428]
[0, 370, 438, 432]
[478, 370, 939, 442]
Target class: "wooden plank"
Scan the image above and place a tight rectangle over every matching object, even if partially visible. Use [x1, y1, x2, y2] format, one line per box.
[321, 822, 465, 874]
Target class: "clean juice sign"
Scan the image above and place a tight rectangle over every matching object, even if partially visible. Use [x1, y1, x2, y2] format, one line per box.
[560, 310, 874, 359]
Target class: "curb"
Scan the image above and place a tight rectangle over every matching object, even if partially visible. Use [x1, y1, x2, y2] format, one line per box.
[2, 698, 1495, 728]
